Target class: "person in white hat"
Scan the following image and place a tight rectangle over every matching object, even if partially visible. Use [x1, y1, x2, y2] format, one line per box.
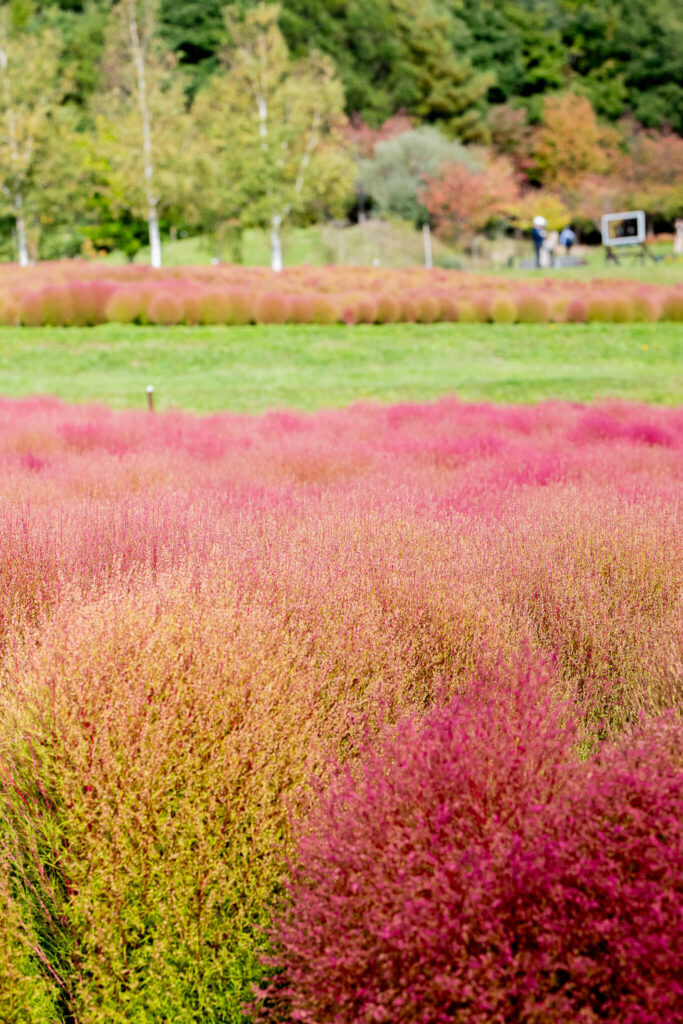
[531, 216, 547, 268]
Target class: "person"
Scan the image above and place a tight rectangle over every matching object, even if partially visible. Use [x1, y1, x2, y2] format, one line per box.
[674, 219, 683, 257]
[544, 229, 559, 267]
[560, 225, 576, 255]
[531, 216, 546, 268]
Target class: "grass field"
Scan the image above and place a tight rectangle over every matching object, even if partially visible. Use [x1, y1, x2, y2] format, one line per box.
[1, 321, 681, 413]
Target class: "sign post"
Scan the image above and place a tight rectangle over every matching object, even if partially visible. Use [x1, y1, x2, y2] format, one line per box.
[600, 210, 652, 265]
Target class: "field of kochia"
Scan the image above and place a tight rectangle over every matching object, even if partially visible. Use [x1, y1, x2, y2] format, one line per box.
[0, 395, 681, 1023]
[1, 263, 682, 326]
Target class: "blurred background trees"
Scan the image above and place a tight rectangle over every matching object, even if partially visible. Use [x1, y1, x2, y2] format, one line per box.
[0, 0, 680, 263]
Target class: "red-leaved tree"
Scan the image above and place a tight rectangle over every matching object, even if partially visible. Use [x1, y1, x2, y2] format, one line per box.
[421, 155, 519, 240]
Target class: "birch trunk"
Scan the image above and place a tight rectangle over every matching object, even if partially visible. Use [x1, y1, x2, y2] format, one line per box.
[423, 222, 433, 269]
[270, 214, 283, 272]
[14, 191, 28, 266]
[127, 0, 162, 268]
[148, 206, 162, 269]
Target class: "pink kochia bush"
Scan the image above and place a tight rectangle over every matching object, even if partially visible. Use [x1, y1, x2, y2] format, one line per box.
[0, 396, 680, 1022]
[269, 663, 683, 1024]
[0, 261, 680, 325]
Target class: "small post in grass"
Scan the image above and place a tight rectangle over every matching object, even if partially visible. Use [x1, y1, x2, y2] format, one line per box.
[146, 384, 155, 413]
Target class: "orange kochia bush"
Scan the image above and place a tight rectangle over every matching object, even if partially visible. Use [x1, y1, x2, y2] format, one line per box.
[0, 262, 680, 325]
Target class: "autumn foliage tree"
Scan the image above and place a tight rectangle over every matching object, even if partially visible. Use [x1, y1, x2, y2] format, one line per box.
[531, 92, 617, 189]
[421, 155, 519, 241]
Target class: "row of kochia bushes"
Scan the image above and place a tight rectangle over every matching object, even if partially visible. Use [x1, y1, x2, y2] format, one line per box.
[0, 264, 681, 324]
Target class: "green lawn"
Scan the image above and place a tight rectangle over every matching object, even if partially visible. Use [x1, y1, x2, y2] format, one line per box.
[0, 322, 680, 414]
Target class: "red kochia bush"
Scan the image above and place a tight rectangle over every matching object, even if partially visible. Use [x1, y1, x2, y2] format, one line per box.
[268, 663, 683, 1024]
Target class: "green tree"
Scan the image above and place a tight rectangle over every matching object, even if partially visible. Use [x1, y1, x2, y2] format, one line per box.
[159, 0, 223, 93]
[389, 0, 492, 140]
[195, 3, 354, 270]
[0, 12, 66, 263]
[360, 125, 479, 224]
[93, 0, 190, 266]
[558, 0, 683, 133]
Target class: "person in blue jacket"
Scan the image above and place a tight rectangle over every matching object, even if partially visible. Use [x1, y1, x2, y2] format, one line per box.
[560, 225, 576, 255]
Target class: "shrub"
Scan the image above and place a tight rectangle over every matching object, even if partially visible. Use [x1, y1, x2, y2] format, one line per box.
[199, 288, 230, 325]
[435, 293, 459, 322]
[611, 294, 633, 323]
[340, 295, 358, 325]
[105, 286, 146, 324]
[311, 294, 337, 325]
[414, 292, 440, 324]
[398, 295, 418, 322]
[374, 293, 400, 324]
[516, 290, 549, 323]
[355, 294, 378, 324]
[287, 292, 315, 324]
[268, 669, 683, 1024]
[457, 299, 478, 322]
[587, 293, 614, 322]
[147, 290, 185, 326]
[662, 289, 683, 322]
[180, 288, 202, 325]
[472, 293, 492, 322]
[0, 295, 18, 326]
[256, 291, 290, 324]
[491, 294, 516, 323]
[40, 285, 75, 327]
[69, 281, 98, 326]
[565, 296, 588, 322]
[18, 290, 46, 327]
[632, 291, 659, 322]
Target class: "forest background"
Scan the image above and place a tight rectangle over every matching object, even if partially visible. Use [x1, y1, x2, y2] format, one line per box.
[0, 0, 681, 268]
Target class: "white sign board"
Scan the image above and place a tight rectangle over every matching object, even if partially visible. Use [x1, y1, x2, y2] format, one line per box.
[601, 210, 646, 247]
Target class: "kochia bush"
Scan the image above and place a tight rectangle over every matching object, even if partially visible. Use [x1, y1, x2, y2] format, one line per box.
[491, 294, 516, 323]
[269, 666, 683, 1024]
[147, 290, 185, 326]
[516, 290, 549, 323]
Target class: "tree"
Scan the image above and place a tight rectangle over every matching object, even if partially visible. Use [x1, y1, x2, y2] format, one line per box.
[359, 125, 479, 224]
[195, 3, 354, 271]
[531, 92, 617, 189]
[159, 0, 224, 94]
[93, 0, 189, 266]
[421, 154, 519, 240]
[388, 0, 493, 141]
[454, 0, 566, 111]
[0, 14, 65, 263]
[558, 0, 683, 134]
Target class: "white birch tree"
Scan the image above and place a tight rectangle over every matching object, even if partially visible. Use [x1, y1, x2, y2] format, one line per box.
[207, 3, 354, 271]
[94, 0, 188, 268]
[0, 16, 63, 265]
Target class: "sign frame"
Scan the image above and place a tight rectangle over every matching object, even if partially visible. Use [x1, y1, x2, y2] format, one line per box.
[601, 210, 646, 248]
